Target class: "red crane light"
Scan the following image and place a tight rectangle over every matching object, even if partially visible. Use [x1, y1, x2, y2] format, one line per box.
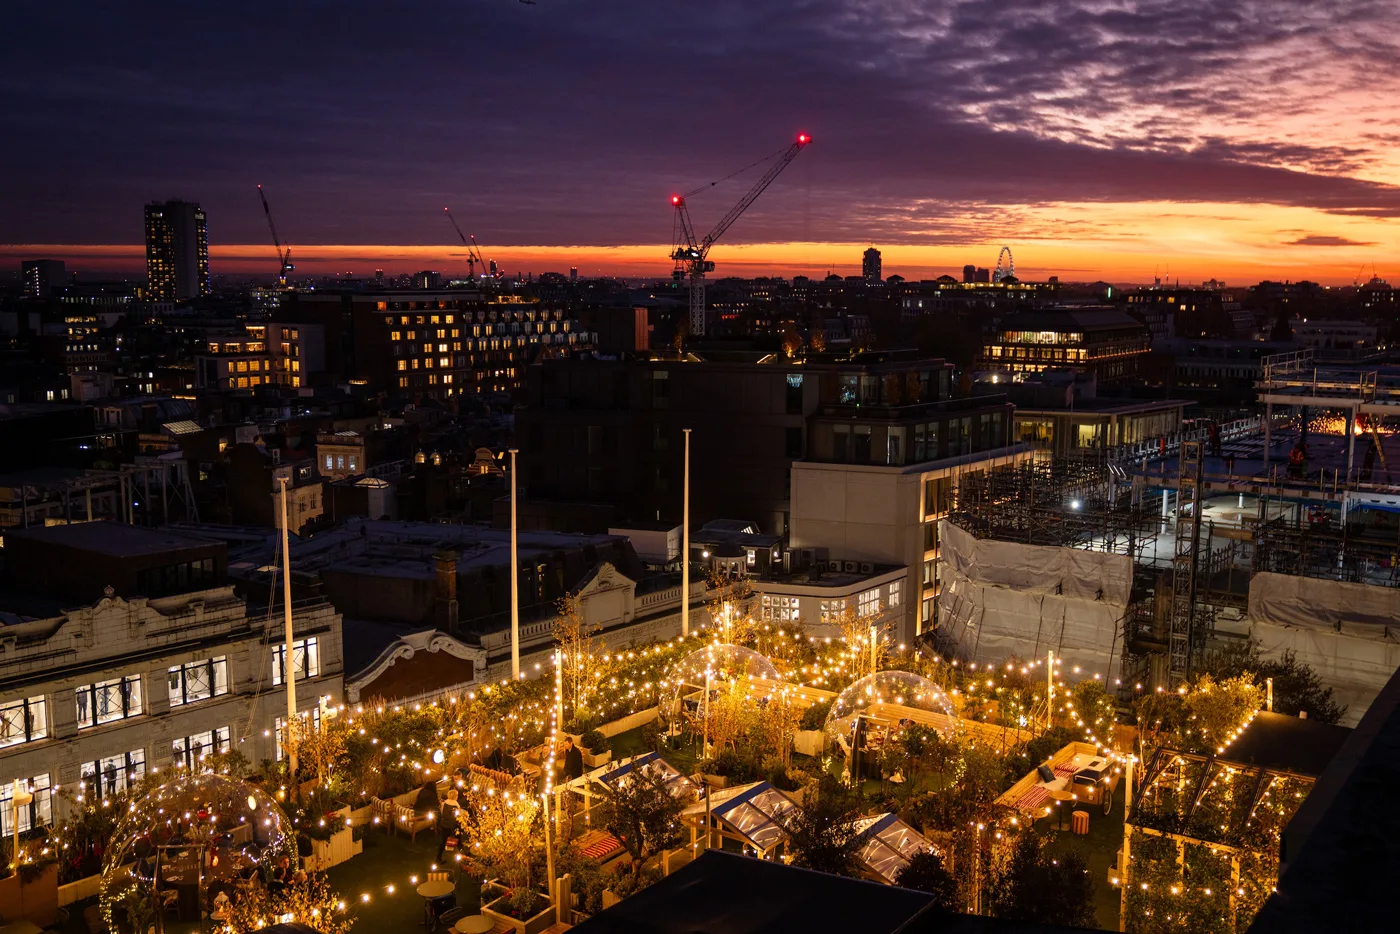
[671, 195, 682, 205]
[797, 133, 810, 144]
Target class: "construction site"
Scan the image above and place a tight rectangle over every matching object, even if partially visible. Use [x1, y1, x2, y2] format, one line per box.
[937, 351, 1400, 725]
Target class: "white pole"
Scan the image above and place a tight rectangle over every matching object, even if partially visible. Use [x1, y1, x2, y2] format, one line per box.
[1266, 678, 1273, 712]
[1046, 649, 1054, 731]
[510, 448, 520, 680]
[682, 429, 691, 638]
[279, 477, 298, 786]
[869, 624, 877, 676]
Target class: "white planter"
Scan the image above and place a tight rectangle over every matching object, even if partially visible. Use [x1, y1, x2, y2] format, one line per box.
[597, 707, 660, 739]
[57, 873, 102, 908]
[793, 730, 825, 757]
[582, 748, 612, 768]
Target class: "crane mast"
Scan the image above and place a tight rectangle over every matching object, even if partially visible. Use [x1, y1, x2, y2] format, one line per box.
[444, 208, 489, 279]
[671, 133, 810, 338]
[257, 185, 294, 289]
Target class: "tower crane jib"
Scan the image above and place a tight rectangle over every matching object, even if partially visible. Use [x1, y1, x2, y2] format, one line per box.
[670, 133, 811, 338]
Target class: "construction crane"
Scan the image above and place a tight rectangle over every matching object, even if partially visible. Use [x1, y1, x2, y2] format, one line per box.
[671, 132, 811, 337]
[444, 208, 490, 280]
[256, 185, 295, 289]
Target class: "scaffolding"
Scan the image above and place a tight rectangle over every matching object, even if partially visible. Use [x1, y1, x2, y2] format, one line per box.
[1252, 505, 1400, 589]
[949, 456, 1161, 560]
[1167, 442, 1205, 686]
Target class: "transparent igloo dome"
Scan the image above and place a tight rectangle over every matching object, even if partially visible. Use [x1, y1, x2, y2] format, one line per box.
[823, 671, 956, 744]
[672, 643, 780, 693]
[99, 772, 297, 932]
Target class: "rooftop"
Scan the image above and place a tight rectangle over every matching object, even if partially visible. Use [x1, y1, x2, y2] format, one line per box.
[4, 520, 221, 559]
[1220, 711, 1351, 777]
[997, 308, 1145, 332]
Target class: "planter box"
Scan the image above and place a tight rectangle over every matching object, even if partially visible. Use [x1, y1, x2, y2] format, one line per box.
[482, 895, 556, 934]
[602, 889, 623, 910]
[582, 748, 612, 768]
[0, 863, 59, 927]
[597, 707, 659, 739]
[57, 872, 102, 907]
[793, 729, 825, 757]
[348, 803, 376, 827]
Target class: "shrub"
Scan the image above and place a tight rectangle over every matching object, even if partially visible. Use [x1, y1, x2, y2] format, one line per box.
[580, 729, 609, 754]
[896, 849, 958, 910]
[799, 699, 832, 732]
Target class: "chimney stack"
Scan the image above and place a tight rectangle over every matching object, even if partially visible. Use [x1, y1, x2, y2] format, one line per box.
[434, 550, 459, 633]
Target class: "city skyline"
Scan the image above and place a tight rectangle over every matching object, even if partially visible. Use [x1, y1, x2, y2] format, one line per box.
[5, 1, 1400, 285]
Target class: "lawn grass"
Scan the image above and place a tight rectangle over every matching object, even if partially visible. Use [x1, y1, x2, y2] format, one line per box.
[326, 829, 483, 931]
[1040, 795, 1125, 931]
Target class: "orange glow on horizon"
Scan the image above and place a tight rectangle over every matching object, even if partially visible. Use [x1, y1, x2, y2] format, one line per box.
[4, 200, 1395, 286]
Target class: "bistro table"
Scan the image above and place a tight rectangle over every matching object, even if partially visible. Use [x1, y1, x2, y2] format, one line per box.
[1048, 789, 1075, 831]
[454, 916, 496, 934]
[417, 879, 457, 926]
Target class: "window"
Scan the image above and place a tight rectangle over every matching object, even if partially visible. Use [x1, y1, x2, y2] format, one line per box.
[819, 599, 846, 624]
[853, 425, 872, 462]
[785, 427, 803, 458]
[888, 581, 902, 608]
[759, 594, 797, 622]
[746, 549, 756, 567]
[82, 749, 145, 798]
[785, 373, 804, 414]
[833, 424, 850, 462]
[924, 476, 954, 517]
[324, 454, 333, 472]
[172, 727, 230, 769]
[75, 675, 143, 728]
[858, 587, 881, 617]
[0, 696, 48, 748]
[168, 657, 229, 707]
[272, 638, 321, 685]
[652, 370, 670, 408]
[0, 774, 51, 835]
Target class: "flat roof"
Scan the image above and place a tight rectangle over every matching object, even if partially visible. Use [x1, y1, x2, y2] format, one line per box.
[5, 521, 222, 559]
[1221, 711, 1351, 777]
[570, 850, 931, 934]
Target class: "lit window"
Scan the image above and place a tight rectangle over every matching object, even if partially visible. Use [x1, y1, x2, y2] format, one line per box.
[272, 637, 321, 685]
[172, 727, 230, 769]
[82, 749, 145, 798]
[167, 657, 229, 707]
[0, 696, 48, 748]
[0, 774, 51, 835]
[75, 675, 143, 728]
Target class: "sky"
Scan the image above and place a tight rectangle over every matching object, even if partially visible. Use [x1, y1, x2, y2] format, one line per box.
[4, 0, 1400, 285]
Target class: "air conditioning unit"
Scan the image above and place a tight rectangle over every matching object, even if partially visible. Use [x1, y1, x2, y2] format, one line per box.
[860, 562, 874, 574]
[844, 560, 858, 573]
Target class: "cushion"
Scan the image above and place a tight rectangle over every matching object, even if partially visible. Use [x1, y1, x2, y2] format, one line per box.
[1036, 764, 1056, 784]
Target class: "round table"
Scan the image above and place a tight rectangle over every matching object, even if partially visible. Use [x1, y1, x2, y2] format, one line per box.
[416, 879, 456, 899]
[455, 916, 495, 934]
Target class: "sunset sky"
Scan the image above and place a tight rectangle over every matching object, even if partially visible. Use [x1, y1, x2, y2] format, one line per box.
[5, 1, 1400, 284]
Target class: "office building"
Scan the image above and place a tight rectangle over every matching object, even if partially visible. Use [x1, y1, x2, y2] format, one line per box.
[978, 308, 1150, 384]
[862, 247, 882, 283]
[277, 290, 593, 399]
[21, 260, 66, 298]
[144, 200, 209, 301]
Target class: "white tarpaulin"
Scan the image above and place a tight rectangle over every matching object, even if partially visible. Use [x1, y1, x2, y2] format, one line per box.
[939, 520, 1133, 605]
[1247, 572, 1400, 726]
[937, 520, 1129, 681]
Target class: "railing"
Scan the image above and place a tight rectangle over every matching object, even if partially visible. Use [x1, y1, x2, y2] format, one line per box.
[1106, 416, 1260, 465]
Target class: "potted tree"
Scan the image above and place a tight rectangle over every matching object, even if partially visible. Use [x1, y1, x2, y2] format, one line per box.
[794, 699, 831, 757]
[463, 791, 555, 934]
[595, 768, 683, 906]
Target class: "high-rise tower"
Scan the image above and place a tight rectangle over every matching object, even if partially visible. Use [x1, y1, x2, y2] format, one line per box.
[862, 246, 882, 283]
[145, 200, 209, 300]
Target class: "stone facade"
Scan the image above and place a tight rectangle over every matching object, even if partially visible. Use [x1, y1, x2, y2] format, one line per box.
[0, 587, 342, 832]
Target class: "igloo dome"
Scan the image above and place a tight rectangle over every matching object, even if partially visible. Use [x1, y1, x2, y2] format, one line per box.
[672, 643, 780, 692]
[823, 671, 956, 744]
[99, 772, 297, 932]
